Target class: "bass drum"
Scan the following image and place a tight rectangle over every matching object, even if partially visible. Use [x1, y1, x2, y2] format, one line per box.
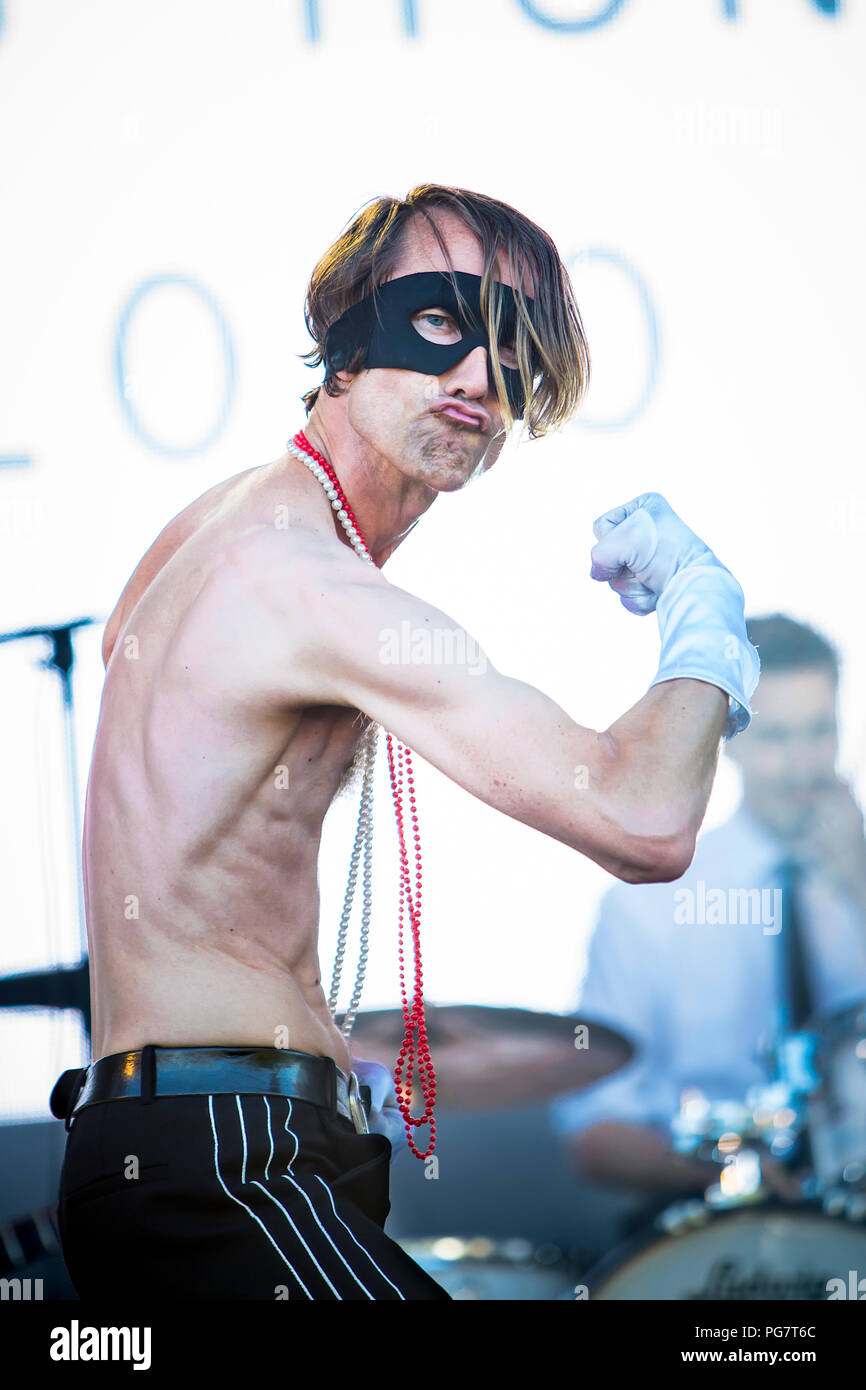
[587, 1205, 866, 1300]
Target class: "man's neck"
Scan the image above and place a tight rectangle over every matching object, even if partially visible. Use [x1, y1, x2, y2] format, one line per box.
[298, 412, 438, 567]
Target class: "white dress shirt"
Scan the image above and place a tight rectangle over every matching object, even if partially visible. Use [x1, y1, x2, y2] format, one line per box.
[550, 802, 866, 1138]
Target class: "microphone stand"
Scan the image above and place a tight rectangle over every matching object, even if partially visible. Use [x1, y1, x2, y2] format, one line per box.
[0, 618, 98, 1042]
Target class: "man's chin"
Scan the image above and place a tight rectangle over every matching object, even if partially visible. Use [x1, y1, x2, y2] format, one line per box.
[426, 455, 487, 492]
[410, 437, 484, 487]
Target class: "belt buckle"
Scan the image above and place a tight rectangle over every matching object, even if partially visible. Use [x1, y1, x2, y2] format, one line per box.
[347, 1071, 370, 1135]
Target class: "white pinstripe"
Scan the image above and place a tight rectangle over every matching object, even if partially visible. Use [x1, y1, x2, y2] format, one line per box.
[312, 1174, 407, 1301]
[239, 1096, 248, 1185]
[209, 1090, 410, 1301]
[264, 1102, 276, 1181]
[258, 1097, 375, 1299]
[232, 1096, 343, 1299]
[207, 1094, 313, 1299]
[276, 1096, 408, 1301]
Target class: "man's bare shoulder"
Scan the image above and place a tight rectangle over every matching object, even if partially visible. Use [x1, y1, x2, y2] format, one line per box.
[201, 521, 389, 713]
[102, 463, 269, 667]
[223, 519, 385, 612]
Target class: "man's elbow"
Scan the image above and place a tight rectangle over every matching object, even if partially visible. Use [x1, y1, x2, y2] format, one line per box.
[618, 830, 696, 885]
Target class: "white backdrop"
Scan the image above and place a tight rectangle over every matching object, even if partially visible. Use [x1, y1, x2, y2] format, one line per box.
[1, 0, 864, 1116]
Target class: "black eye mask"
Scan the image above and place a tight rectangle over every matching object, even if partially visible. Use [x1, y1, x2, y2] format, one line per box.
[322, 270, 533, 417]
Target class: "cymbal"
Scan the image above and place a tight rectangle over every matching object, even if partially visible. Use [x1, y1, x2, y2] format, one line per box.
[345, 1004, 633, 1112]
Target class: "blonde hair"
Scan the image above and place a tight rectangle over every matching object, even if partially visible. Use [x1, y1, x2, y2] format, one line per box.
[301, 184, 590, 439]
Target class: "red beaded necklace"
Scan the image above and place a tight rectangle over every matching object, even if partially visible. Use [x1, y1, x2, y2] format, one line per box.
[289, 429, 436, 1159]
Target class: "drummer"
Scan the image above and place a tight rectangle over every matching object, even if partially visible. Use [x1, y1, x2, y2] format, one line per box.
[551, 613, 866, 1226]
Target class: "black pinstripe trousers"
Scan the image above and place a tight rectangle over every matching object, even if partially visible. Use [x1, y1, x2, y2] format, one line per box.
[58, 1088, 450, 1300]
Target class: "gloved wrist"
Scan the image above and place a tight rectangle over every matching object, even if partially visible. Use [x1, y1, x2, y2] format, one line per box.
[649, 561, 760, 741]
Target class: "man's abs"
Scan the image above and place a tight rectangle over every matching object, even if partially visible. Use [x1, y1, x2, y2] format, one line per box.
[83, 459, 366, 1074]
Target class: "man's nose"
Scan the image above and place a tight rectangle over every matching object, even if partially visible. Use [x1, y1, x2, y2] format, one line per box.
[440, 344, 492, 399]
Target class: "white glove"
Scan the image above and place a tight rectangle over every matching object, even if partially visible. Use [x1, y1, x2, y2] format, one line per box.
[589, 492, 760, 740]
[590, 491, 713, 613]
[350, 1059, 408, 1159]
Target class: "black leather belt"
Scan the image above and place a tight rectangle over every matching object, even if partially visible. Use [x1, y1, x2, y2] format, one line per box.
[50, 1047, 371, 1135]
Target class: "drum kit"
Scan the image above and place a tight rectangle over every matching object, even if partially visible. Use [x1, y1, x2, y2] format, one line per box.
[350, 999, 866, 1299]
[588, 999, 866, 1300]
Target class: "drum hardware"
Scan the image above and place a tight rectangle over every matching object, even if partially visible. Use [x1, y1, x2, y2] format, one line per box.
[398, 1234, 577, 1300]
[774, 1031, 820, 1095]
[821, 1187, 866, 1221]
[585, 1000, 866, 1299]
[670, 997, 866, 1209]
[843, 1191, 866, 1221]
[671, 1084, 808, 1206]
[806, 1001, 866, 1194]
[655, 1200, 712, 1236]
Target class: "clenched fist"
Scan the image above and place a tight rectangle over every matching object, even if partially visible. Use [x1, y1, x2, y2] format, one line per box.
[590, 492, 715, 615]
[588, 491, 760, 740]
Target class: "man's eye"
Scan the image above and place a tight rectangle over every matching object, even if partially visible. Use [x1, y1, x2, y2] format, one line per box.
[411, 309, 462, 345]
[497, 341, 518, 369]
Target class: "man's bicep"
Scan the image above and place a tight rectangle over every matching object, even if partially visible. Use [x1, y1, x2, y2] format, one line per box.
[300, 567, 626, 865]
[309, 569, 514, 771]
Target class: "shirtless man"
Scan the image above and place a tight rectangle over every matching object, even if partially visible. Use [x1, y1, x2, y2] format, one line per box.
[52, 184, 760, 1301]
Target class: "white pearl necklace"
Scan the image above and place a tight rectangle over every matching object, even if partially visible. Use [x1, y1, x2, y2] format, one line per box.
[286, 438, 372, 565]
[286, 435, 376, 1042]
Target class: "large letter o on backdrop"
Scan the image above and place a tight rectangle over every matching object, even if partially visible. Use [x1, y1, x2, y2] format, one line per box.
[113, 273, 237, 457]
[568, 247, 660, 431]
[514, 0, 629, 34]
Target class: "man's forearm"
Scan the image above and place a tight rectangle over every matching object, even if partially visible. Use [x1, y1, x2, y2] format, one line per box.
[603, 678, 728, 869]
[567, 1121, 716, 1192]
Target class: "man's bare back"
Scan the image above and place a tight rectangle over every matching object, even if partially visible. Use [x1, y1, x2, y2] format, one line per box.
[85, 455, 372, 1075]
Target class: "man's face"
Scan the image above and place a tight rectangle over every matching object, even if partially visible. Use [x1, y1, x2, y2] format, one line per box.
[339, 210, 533, 492]
[726, 667, 839, 838]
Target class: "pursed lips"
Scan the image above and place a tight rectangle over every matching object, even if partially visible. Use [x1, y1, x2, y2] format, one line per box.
[431, 404, 487, 432]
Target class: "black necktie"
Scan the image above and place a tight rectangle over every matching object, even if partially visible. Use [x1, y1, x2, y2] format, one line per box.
[776, 857, 813, 1030]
